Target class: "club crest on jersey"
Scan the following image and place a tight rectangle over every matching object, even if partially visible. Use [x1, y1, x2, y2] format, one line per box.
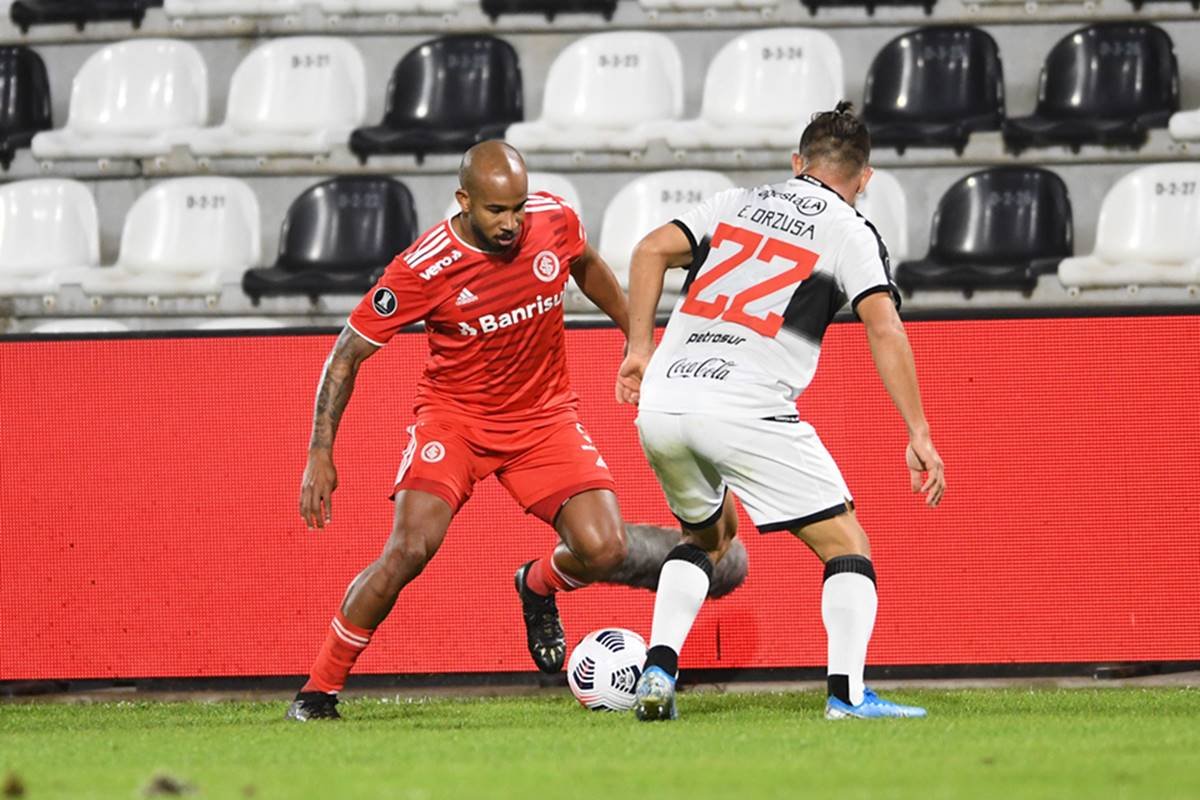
[372, 288, 397, 317]
[533, 251, 560, 283]
[421, 442, 445, 463]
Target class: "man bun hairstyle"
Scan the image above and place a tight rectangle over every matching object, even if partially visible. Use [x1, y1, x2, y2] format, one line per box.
[798, 101, 871, 178]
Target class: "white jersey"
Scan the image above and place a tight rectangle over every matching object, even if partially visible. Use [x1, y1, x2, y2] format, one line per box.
[640, 174, 900, 418]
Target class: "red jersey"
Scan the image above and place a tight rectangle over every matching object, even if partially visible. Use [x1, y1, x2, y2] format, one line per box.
[347, 192, 587, 426]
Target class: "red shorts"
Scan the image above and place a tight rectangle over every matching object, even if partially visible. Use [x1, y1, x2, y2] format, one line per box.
[393, 414, 616, 523]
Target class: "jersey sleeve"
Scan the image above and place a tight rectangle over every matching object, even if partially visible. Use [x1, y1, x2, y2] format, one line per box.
[346, 255, 436, 347]
[540, 193, 587, 263]
[560, 198, 588, 263]
[835, 220, 902, 316]
[671, 188, 742, 266]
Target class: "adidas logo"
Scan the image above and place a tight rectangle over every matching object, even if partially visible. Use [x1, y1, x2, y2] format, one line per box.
[456, 287, 478, 306]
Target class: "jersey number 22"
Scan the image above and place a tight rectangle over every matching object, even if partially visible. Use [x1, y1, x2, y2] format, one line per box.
[680, 222, 818, 338]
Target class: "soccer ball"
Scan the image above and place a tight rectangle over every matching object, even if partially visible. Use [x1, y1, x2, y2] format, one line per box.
[567, 628, 647, 711]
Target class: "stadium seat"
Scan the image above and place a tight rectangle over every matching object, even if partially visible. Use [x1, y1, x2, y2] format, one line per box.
[1127, 0, 1198, 10]
[505, 33, 683, 153]
[30, 318, 130, 333]
[162, 0, 297, 16]
[1058, 164, 1200, 288]
[193, 316, 287, 329]
[349, 35, 522, 164]
[0, 46, 52, 170]
[1002, 24, 1178, 154]
[657, 29, 842, 151]
[80, 177, 260, 297]
[185, 38, 365, 158]
[598, 170, 736, 295]
[481, 0, 617, 20]
[862, 26, 1004, 155]
[896, 167, 1073, 297]
[317, 0, 460, 10]
[243, 176, 418, 303]
[1168, 108, 1200, 140]
[11, 0, 161, 32]
[799, 0, 934, 16]
[31, 39, 207, 161]
[856, 168, 909, 262]
[639, 0, 777, 8]
[442, 172, 582, 220]
[0, 179, 98, 297]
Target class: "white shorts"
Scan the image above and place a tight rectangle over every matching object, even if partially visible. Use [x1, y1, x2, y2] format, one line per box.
[635, 410, 852, 533]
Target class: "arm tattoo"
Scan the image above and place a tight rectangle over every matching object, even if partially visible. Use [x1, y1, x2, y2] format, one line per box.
[309, 328, 375, 451]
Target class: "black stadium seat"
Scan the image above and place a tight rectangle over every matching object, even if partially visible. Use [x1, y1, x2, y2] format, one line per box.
[349, 35, 523, 165]
[242, 177, 419, 303]
[800, 0, 934, 17]
[481, 0, 617, 21]
[1128, 0, 1197, 10]
[0, 47, 51, 170]
[862, 26, 1004, 155]
[896, 167, 1073, 297]
[1002, 23, 1178, 154]
[10, 0, 162, 32]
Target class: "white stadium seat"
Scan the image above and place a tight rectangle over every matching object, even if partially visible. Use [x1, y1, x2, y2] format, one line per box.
[505, 32, 683, 152]
[1168, 108, 1200, 141]
[163, 0, 300, 16]
[640, 0, 776, 8]
[80, 177, 261, 297]
[185, 38, 366, 158]
[0, 179, 98, 297]
[1058, 164, 1200, 288]
[856, 168, 909, 262]
[31, 40, 207, 160]
[598, 170, 736, 296]
[318, 0, 460, 11]
[657, 29, 843, 151]
[31, 319, 130, 333]
[443, 173, 583, 220]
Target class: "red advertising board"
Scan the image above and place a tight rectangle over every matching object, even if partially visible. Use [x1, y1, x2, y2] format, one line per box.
[2, 316, 1198, 680]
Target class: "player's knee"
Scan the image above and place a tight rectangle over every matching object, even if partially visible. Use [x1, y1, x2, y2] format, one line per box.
[378, 534, 435, 587]
[577, 523, 627, 576]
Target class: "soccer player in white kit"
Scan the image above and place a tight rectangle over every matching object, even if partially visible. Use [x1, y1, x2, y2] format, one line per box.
[616, 103, 946, 721]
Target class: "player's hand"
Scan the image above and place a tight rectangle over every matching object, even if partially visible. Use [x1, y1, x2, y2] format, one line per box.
[617, 351, 649, 405]
[300, 449, 338, 529]
[906, 436, 945, 508]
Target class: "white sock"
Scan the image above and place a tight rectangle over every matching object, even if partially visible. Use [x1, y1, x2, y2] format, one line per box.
[649, 559, 711, 659]
[822, 572, 878, 706]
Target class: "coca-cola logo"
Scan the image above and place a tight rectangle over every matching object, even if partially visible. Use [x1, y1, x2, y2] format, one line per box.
[665, 357, 735, 381]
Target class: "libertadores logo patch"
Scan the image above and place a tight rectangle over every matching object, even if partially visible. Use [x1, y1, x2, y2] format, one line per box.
[372, 288, 397, 317]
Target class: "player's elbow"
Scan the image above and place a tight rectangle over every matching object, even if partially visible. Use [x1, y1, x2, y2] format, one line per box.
[857, 295, 905, 340]
[632, 225, 688, 273]
[629, 237, 663, 273]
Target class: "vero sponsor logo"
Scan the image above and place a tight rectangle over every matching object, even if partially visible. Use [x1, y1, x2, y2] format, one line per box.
[418, 250, 463, 280]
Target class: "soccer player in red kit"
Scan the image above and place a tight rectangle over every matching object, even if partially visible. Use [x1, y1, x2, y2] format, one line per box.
[286, 141, 636, 721]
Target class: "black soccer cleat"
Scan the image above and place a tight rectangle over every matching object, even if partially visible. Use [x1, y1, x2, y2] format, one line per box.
[514, 561, 567, 674]
[285, 691, 341, 721]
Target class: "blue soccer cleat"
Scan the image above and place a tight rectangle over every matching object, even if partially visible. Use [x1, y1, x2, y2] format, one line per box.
[634, 665, 678, 721]
[824, 687, 927, 720]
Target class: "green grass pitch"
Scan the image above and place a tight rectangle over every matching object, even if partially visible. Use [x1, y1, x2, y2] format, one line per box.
[2, 688, 1197, 799]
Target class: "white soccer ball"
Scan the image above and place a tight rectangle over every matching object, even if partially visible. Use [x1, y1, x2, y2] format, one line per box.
[567, 628, 647, 711]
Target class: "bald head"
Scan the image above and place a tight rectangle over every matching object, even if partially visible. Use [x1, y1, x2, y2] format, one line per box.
[459, 140, 527, 197]
[453, 141, 529, 253]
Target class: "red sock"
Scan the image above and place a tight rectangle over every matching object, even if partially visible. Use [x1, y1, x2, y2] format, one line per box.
[301, 611, 375, 695]
[525, 548, 588, 596]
